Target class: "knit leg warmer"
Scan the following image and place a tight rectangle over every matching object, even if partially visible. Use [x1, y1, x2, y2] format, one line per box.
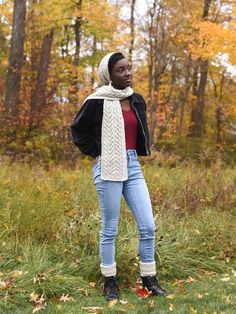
[140, 261, 156, 277]
[100, 262, 117, 277]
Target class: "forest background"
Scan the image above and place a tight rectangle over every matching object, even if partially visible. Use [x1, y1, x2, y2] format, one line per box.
[0, 0, 236, 165]
[0, 1, 236, 313]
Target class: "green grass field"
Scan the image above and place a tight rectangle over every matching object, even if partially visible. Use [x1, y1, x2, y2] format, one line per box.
[0, 155, 235, 313]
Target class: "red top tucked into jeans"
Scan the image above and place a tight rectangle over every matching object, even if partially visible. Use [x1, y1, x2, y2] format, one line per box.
[122, 108, 138, 149]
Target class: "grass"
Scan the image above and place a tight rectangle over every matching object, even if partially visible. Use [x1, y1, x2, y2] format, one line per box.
[0, 154, 235, 313]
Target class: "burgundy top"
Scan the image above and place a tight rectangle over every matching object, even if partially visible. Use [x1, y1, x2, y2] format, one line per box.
[122, 108, 138, 149]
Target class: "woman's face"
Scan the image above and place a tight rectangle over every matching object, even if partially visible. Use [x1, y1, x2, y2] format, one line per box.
[110, 59, 132, 90]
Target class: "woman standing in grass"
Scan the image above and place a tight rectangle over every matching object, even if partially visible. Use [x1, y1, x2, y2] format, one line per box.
[71, 52, 167, 301]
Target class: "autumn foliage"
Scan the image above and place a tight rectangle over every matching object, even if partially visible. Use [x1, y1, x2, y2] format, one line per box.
[0, 0, 236, 165]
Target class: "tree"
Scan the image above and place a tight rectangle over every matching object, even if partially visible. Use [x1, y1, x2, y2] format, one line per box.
[188, 0, 213, 137]
[4, 0, 26, 116]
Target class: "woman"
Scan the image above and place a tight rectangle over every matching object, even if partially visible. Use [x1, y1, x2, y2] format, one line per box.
[71, 52, 167, 301]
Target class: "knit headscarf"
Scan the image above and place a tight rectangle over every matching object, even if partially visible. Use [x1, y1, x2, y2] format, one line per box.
[84, 52, 133, 181]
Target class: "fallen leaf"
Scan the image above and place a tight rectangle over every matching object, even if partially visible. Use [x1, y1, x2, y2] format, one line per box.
[81, 307, 103, 313]
[0, 281, 8, 290]
[119, 300, 128, 305]
[30, 292, 46, 313]
[33, 273, 47, 284]
[137, 287, 150, 298]
[224, 296, 231, 304]
[190, 306, 197, 314]
[30, 292, 45, 306]
[108, 299, 117, 307]
[166, 294, 175, 299]
[32, 305, 44, 313]
[17, 255, 24, 263]
[0, 272, 4, 276]
[89, 281, 96, 287]
[197, 293, 203, 299]
[186, 276, 195, 283]
[148, 300, 155, 308]
[172, 279, 185, 286]
[0, 279, 12, 290]
[59, 294, 74, 302]
[169, 303, 174, 311]
[11, 270, 23, 279]
[220, 277, 230, 282]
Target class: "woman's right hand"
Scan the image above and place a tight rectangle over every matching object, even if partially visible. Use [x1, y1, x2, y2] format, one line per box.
[93, 155, 101, 165]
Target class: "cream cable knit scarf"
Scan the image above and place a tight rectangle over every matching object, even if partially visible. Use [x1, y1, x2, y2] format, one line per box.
[83, 52, 133, 181]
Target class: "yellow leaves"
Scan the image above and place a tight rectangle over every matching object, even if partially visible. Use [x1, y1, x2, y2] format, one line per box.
[78, 0, 119, 41]
[108, 299, 118, 308]
[188, 20, 236, 61]
[10, 270, 23, 279]
[89, 281, 96, 288]
[220, 276, 230, 282]
[186, 276, 196, 283]
[190, 306, 197, 314]
[169, 303, 174, 311]
[166, 294, 175, 299]
[224, 296, 232, 304]
[148, 300, 155, 309]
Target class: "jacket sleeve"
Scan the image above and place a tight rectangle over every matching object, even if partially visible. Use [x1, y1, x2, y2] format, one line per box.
[71, 100, 98, 158]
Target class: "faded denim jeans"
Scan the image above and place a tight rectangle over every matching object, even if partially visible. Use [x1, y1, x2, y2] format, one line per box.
[92, 149, 156, 272]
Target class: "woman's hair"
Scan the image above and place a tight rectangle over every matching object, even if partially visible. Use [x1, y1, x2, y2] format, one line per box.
[108, 52, 125, 76]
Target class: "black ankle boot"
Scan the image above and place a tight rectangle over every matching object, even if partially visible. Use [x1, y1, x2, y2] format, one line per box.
[103, 276, 119, 301]
[141, 276, 168, 297]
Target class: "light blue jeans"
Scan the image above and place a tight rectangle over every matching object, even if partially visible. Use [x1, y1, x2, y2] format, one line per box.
[92, 149, 156, 268]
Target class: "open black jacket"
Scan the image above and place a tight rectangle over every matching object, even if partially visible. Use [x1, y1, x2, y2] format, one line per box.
[71, 92, 151, 159]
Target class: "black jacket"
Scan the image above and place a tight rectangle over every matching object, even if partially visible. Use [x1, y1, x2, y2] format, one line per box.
[71, 92, 151, 158]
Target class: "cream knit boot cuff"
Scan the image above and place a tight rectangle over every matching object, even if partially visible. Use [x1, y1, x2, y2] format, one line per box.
[140, 261, 156, 277]
[100, 263, 117, 277]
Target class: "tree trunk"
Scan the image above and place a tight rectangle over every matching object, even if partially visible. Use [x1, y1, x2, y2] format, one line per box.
[210, 69, 225, 144]
[128, 0, 136, 65]
[30, 29, 54, 127]
[188, 0, 212, 137]
[4, 0, 26, 115]
[69, 0, 82, 105]
[189, 59, 208, 137]
[178, 55, 191, 134]
[74, 0, 83, 66]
